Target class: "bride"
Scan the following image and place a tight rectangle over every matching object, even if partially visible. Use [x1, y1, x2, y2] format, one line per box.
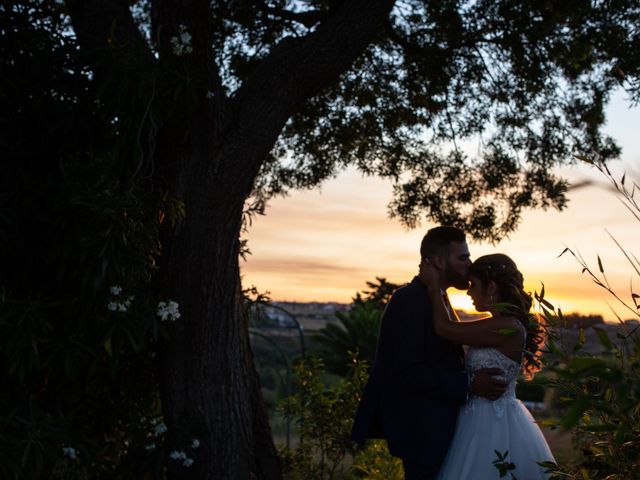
[420, 253, 555, 480]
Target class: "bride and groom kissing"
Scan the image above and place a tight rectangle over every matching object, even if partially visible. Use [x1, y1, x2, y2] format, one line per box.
[351, 226, 555, 479]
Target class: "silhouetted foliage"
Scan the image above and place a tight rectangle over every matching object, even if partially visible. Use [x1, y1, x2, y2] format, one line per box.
[560, 313, 605, 330]
[538, 163, 640, 479]
[313, 303, 382, 377]
[352, 277, 401, 311]
[313, 277, 404, 376]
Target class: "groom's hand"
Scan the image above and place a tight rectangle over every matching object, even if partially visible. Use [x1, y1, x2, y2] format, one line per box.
[418, 258, 440, 286]
[471, 368, 508, 401]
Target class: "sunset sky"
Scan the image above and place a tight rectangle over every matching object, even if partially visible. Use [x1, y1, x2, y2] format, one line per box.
[242, 90, 639, 322]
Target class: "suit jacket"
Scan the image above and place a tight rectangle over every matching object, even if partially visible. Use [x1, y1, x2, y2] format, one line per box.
[351, 276, 469, 466]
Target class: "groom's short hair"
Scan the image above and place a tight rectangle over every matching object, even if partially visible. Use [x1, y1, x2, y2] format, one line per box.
[420, 226, 466, 260]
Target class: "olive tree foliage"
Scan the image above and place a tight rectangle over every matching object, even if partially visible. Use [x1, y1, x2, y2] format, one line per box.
[245, 0, 640, 240]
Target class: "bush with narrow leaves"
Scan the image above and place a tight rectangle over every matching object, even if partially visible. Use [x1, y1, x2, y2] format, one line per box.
[533, 161, 640, 480]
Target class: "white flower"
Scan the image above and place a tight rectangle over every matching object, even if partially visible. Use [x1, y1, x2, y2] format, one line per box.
[206, 91, 214, 99]
[170, 25, 193, 56]
[62, 447, 77, 460]
[110, 285, 122, 295]
[179, 30, 192, 45]
[154, 423, 167, 436]
[190, 438, 200, 449]
[108, 295, 134, 313]
[145, 443, 156, 451]
[169, 450, 187, 460]
[183, 457, 194, 467]
[157, 300, 181, 322]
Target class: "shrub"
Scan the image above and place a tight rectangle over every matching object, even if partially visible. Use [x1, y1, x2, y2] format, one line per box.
[279, 355, 401, 480]
[312, 303, 382, 377]
[536, 160, 640, 479]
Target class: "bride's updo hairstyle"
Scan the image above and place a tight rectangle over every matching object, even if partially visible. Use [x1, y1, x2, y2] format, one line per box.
[469, 253, 545, 380]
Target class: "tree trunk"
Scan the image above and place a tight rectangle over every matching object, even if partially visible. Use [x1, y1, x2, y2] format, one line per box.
[153, 0, 397, 474]
[157, 137, 280, 479]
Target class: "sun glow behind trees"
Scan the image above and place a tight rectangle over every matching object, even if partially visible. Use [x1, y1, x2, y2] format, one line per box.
[242, 92, 639, 322]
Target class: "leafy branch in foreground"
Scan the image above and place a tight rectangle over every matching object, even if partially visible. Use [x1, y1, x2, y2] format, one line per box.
[560, 157, 640, 322]
[277, 354, 403, 480]
[534, 164, 640, 480]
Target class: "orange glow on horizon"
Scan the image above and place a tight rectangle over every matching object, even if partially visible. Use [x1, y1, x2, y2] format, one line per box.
[241, 95, 639, 323]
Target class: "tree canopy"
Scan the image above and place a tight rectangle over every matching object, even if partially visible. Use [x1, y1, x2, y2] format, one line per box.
[237, 1, 640, 240]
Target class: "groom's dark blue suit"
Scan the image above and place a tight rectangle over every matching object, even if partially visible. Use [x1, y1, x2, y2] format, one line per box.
[351, 277, 469, 476]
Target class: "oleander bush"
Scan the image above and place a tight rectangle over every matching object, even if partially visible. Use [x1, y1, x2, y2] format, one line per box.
[0, 5, 185, 477]
[0, 163, 185, 478]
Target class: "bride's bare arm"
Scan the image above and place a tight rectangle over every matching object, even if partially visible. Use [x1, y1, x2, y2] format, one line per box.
[427, 286, 518, 347]
[420, 259, 520, 348]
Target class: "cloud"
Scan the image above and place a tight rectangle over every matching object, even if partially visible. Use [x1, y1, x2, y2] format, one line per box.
[244, 257, 365, 275]
[242, 155, 638, 321]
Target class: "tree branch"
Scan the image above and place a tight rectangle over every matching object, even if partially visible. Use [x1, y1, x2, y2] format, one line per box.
[224, 0, 396, 195]
[66, 0, 155, 77]
[258, 4, 328, 28]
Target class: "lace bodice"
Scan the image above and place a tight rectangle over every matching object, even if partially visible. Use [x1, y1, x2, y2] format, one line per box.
[465, 347, 522, 417]
[439, 342, 555, 479]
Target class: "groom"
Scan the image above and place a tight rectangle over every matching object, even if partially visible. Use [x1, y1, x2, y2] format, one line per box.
[351, 226, 507, 479]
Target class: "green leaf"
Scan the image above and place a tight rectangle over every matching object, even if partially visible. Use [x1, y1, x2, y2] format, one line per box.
[561, 396, 589, 429]
[495, 327, 520, 336]
[574, 328, 585, 352]
[21, 441, 32, 468]
[541, 297, 556, 311]
[568, 357, 605, 370]
[545, 338, 563, 356]
[592, 326, 613, 350]
[584, 424, 617, 432]
[104, 337, 113, 357]
[614, 422, 629, 445]
[538, 418, 560, 428]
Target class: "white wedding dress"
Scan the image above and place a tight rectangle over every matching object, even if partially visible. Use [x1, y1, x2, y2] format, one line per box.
[437, 345, 555, 479]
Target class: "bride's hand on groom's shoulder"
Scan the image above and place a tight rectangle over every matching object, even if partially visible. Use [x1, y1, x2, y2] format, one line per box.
[471, 368, 508, 401]
[419, 258, 440, 286]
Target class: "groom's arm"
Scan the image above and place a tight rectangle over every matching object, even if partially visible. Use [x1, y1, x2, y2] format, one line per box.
[384, 288, 469, 404]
